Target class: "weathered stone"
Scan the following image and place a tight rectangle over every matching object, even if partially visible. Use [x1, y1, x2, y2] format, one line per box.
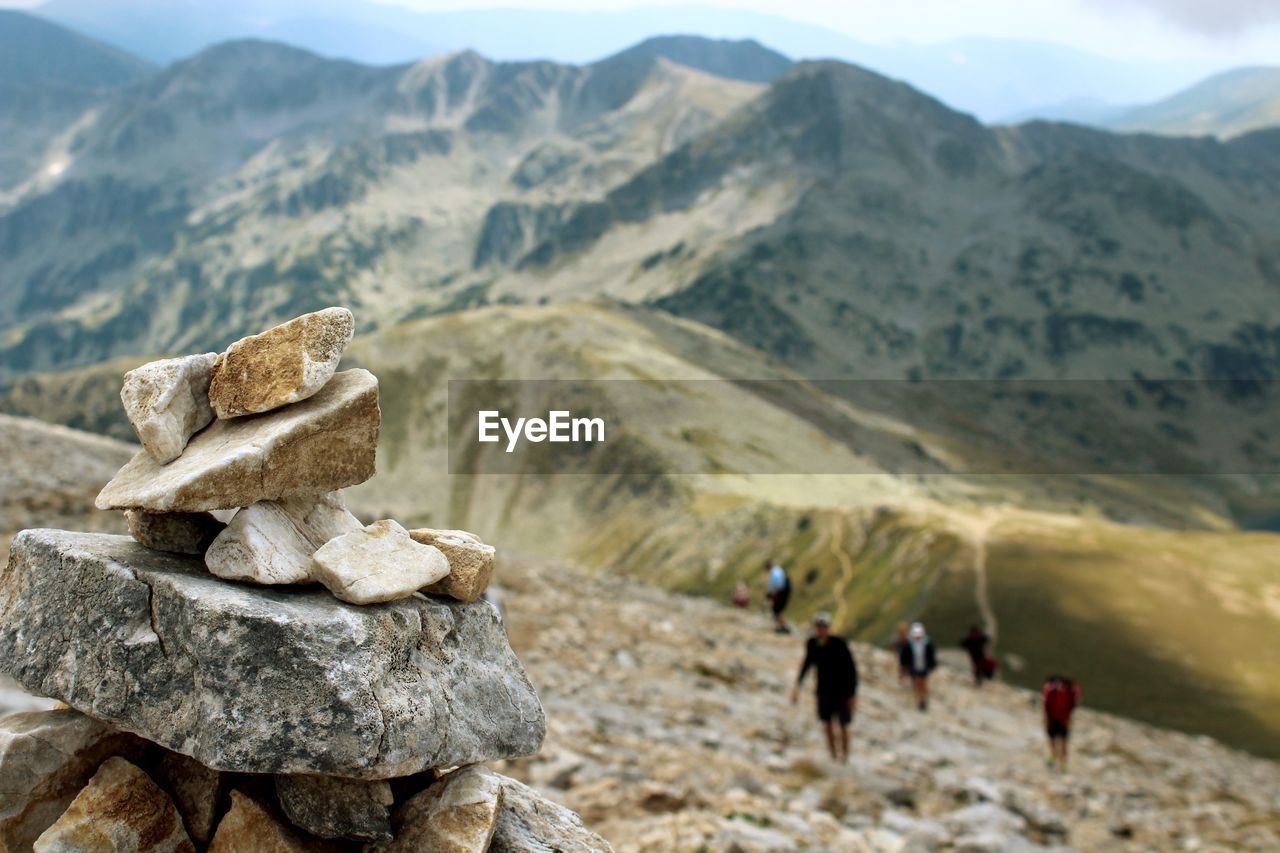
[376, 765, 504, 853]
[0, 709, 147, 852]
[125, 510, 225, 556]
[208, 791, 311, 853]
[209, 308, 354, 419]
[150, 750, 226, 844]
[120, 354, 218, 464]
[0, 530, 546, 778]
[410, 528, 496, 603]
[33, 756, 193, 852]
[96, 370, 379, 512]
[205, 493, 361, 585]
[491, 775, 613, 853]
[275, 775, 392, 842]
[312, 520, 448, 605]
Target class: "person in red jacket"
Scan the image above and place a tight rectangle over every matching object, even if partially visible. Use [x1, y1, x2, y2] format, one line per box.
[1042, 674, 1082, 772]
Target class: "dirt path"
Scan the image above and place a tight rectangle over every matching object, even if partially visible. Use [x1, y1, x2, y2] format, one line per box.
[828, 514, 858, 631]
[947, 512, 1001, 643]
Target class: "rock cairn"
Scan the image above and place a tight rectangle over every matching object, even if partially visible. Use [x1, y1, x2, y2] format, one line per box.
[0, 308, 612, 851]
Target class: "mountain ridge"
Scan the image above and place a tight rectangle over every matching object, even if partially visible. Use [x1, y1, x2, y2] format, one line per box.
[1109, 65, 1280, 139]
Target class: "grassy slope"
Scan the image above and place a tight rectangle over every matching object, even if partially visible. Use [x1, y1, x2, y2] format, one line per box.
[922, 513, 1280, 758]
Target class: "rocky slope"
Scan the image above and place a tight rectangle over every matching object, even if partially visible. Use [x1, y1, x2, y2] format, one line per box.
[0, 413, 134, 564]
[5, 303, 1280, 757]
[496, 553, 1280, 851]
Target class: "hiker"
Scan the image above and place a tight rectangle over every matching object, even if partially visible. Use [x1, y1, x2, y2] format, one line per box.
[790, 612, 858, 762]
[763, 560, 792, 634]
[960, 624, 995, 686]
[891, 622, 910, 684]
[898, 622, 937, 711]
[731, 582, 750, 609]
[1042, 674, 1082, 772]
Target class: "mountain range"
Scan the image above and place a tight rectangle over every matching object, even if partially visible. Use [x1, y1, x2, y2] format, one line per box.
[2, 11, 1280, 756]
[31, 0, 1229, 121]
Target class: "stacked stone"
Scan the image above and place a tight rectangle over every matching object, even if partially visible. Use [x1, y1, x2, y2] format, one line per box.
[0, 309, 611, 852]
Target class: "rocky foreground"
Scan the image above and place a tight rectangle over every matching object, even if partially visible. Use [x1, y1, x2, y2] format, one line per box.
[0, 309, 610, 851]
[494, 557, 1280, 852]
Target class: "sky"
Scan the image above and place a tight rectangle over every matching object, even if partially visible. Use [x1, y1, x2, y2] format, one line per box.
[3, 0, 1278, 64]
[367, 0, 1280, 62]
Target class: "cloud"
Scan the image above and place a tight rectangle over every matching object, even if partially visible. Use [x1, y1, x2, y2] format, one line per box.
[1093, 0, 1280, 35]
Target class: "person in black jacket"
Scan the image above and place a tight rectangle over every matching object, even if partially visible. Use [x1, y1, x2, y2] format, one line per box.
[960, 624, 992, 686]
[899, 622, 937, 711]
[790, 612, 859, 762]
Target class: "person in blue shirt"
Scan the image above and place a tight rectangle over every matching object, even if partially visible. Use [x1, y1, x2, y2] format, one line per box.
[763, 559, 792, 634]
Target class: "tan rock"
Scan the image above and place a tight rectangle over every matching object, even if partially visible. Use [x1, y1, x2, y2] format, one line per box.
[208, 791, 312, 853]
[491, 775, 613, 853]
[376, 765, 504, 853]
[0, 709, 147, 852]
[311, 519, 449, 605]
[125, 509, 225, 555]
[410, 528, 496, 602]
[205, 493, 362, 585]
[120, 354, 218, 464]
[33, 756, 194, 852]
[150, 751, 226, 844]
[209, 307, 354, 419]
[96, 370, 379, 512]
[275, 774, 393, 842]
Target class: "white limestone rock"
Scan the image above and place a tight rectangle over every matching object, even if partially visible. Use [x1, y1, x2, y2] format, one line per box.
[120, 353, 218, 465]
[96, 370, 379, 512]
[204, 493, 362, 585]
[311, 520, 449, 605]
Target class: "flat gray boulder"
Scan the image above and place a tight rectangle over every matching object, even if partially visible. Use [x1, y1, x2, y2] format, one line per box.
[0, 530, 546, 779]
[95, 369, 379, 512]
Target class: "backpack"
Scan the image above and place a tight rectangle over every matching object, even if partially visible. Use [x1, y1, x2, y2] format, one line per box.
[1045, 683, 1077, 721]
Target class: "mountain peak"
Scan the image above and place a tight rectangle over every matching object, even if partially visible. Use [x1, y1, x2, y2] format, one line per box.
[595, 33, 792, 84]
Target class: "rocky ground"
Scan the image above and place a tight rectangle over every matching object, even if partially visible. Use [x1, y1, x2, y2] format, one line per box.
[0, 413, 134, 564]
[494, 557, 1280, 852]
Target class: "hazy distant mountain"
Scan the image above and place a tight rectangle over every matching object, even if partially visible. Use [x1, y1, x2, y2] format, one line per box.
[998, 96, 1131, 128]
[0, 9, 150, 89]
[35, 1, 1218, 120]
[0, 10, 153, 197]
[1109, 66, 1280, 139]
